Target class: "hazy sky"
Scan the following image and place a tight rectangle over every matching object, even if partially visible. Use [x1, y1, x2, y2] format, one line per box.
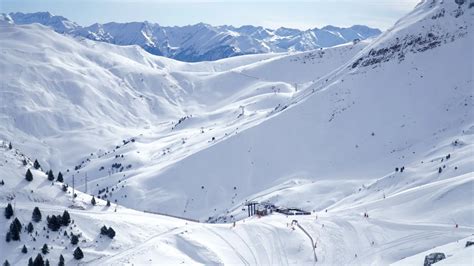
[0, 0, 420, 30]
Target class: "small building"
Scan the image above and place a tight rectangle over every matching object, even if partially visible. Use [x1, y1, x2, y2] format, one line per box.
[275, 207, 311, 216]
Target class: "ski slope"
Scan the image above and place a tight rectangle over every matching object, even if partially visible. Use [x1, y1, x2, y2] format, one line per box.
[1, 0, 473, 265]
[392, 236, 474, 266]
[1, 139, 472, 265]
[0, 19, 372, 220]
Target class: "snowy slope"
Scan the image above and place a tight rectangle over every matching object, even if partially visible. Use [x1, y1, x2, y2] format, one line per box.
[1, 138, 472, 265]
[4, 11, 381, 62]
[392, 236, 474, 266]
[1, 0, 472, 220]
[1, 0, 473, 265]
[0, 20, 369, 181]
[50, 0, 472, 221]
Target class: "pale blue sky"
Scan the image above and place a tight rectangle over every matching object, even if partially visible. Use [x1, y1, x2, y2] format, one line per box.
[0, 0, 420, 30]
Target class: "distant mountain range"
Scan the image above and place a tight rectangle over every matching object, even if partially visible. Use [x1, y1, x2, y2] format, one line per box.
[2, 12, 381, 62]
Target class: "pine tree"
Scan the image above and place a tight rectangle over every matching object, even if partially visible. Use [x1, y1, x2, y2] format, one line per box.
[27, 222, 34, 233]
[106, 200, 111, 207]
[107, 227, 116, 239]
[44, 260, 50, 266]
[9, 218, 22, 241]
[32, 207, 42, 222]
[91, 196, 96, 206]
[61, 210, 71, 226]
[33, 160, 41, 170]
[22, 159, 28, 166]
[58, 255, 65, 266]
[4, 203, 13, 219]
[8, 142, 12, 150]
[46, 215, 61, 231]
[47, 170, 55, 181]
[56, 172, 63, 183]
[5, 232, 11, 242]
[33, 253, 44, 266]
[22, 244, 28, 253]
[41, 244, 49, 254]
[62, 184, 67, 192]
[73, 247, 84, 260]
[28, 257, 33, 266]
[70, 234, 79, 245]
[0, 180, 4, 185]
[25, 169, 33, 182]
[3, 260, 10, 266]
[100, 225, 108, 235]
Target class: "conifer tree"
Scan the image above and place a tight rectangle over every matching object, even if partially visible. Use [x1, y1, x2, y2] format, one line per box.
[56, 172, 63, 183]
[73, 247, 84, 260]
[91, 196, 96, 206]
[46, 215, 61, 231]
[33, 253, 44, 266]
[47, 170, 54, 181]
[8, 142, 12, 150]
[25, 169, 33, 182]
[61, 210, 71, 226]
[9, 218, 22, 241]
[44, 260, 50, 266]
[4, 203, 13, 219]
[28, 258, 33, 266]
[3, 260, 10, 266]
[70, 234, 79, 245]
[107, 227, 116, 239]
[32, 207, 42, 222]
[41, 244, 49, 255]
[58, 255, 65, 266]
[100, 225, 108, 235]
[27, 222, 34, 233]
[22, 244, 28, 254]
[33, 160, 41, 170]
[106, 200, 111, 207]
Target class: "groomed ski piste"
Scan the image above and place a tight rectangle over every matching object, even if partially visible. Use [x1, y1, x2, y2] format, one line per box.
[0, 0, 473, 265]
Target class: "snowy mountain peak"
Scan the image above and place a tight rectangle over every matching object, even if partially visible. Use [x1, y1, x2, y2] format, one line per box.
[4, 12, 381, 62]
[0, 13, 13, 24]
[8, 11, 78, 33]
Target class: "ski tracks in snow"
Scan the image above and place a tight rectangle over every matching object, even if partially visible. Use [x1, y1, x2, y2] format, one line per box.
[205, 227, 251, 265]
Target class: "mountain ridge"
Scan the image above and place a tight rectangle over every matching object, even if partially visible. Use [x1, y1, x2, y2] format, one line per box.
[3, 11, 381, 62]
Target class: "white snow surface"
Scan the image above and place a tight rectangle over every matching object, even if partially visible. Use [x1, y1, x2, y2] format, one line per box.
[0, 0, 473, 265]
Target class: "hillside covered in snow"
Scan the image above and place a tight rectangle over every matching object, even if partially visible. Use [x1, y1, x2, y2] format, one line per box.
[1, 0, 473, 265]
[2, 12, 381, 62]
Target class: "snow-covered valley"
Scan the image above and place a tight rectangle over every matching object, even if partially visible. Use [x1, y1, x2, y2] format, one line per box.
[1, 0, 473, 265]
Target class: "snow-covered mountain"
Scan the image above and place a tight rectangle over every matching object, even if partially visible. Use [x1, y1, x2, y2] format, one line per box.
[1, 0, 473, 265]
[3, 12, 381, 62]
